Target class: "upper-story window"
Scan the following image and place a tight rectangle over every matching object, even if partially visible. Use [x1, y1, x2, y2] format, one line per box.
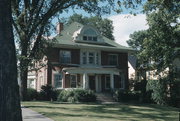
[81, 51, 100, 65]
[108, 54, 118, 65]
[83, 28, 98, 42]
[60, 50, 71, 64]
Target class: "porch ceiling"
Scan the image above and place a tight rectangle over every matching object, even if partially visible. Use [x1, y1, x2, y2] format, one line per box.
[62, 67, 120, 75]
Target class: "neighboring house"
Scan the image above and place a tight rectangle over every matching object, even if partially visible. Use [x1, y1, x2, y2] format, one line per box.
[27, 71, 36, 89]
[35, 22, 133, 92]
[128, 55, 180, 81]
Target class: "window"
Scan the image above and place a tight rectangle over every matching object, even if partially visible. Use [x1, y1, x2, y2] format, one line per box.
[70, 75, 76, 88]
[83, 36, 97, 41]
[105, 75, 110, 89]
[81, 51, 100, 65]
[108, 54, 118, 65]
[54, 74, 62, 88]
[82, 52, 87, 64]
[96, 53, 99, 65]
[60, 50, 71, 64]
[89, 52, 94, 64]
[83, 28, 98, 42]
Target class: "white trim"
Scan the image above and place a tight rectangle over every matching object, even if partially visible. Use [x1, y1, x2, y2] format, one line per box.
[80, 49, 101, 66]
[95, 75, 98, 92]
[110, 73, 114, 89]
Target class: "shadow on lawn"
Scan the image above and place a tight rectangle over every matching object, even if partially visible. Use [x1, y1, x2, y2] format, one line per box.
[24, 102, 178, 121]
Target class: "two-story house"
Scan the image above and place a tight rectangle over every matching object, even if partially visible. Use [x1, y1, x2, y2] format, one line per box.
[35, 22, 133, 92]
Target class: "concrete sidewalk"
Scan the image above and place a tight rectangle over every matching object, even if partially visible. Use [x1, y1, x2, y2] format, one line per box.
[22, 107, 54, 121]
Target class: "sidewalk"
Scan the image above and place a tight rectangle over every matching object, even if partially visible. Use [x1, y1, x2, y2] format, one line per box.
[22, 107, 54, 121]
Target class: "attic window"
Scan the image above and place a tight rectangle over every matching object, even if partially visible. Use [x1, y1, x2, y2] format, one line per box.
[83, 28, 97, 42]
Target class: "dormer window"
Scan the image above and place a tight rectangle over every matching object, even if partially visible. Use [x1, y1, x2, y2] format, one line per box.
[83, 28, 98, 42]
[73, 25, 104, 43]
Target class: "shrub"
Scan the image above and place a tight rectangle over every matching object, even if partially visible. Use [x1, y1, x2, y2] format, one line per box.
[113, 89, 140, 102]
[146, 79, 167, 105]
[26, 88, 38, 101]
[38, 85, 57, 101]
[57, 89, 96, 102]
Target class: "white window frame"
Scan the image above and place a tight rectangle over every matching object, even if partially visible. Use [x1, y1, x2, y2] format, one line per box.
[81, 50, 100, 65]
[105, 75, 110, 89]
[60, 50, 71, 64]
[54, 73, 62, 89]
[70, 74, 77, 88]
[108, 54, 118, 66]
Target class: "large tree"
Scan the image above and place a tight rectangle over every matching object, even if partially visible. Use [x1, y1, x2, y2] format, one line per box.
[66, 14, 114, 40]
[0, 0, 22, 120]
[11, 0, 144, 100]
[127, 0, 180, 104]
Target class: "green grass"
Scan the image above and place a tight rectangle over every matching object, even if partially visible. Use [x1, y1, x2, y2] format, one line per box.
[22, 101, 179, 121]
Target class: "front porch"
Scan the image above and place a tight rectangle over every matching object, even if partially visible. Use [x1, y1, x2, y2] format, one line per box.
[60, 67, 125, 92]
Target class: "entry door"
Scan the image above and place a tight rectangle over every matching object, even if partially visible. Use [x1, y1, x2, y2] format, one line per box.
[89, 76, 95, 90]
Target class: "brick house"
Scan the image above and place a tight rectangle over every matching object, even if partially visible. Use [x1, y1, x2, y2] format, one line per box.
[35, 22, 133, 92]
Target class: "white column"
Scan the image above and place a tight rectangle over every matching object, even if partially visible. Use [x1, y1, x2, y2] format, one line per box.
[83, 73, 88, 89]
[95, 75, 98, 92]
[110, 73, 114, 89]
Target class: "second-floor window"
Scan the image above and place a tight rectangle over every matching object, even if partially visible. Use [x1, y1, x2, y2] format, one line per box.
[108, 54, 118, 65]
[81, 51, 100, 65]
[60, 50, 71, 64]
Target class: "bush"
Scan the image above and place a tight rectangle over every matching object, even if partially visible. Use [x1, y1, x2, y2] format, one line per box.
[147, 79, 167, 105]
[57, 89, 96, 102]
[38, 85, 58, 101]
[113, 89, 140, 102]
[26, 88, 38, 101]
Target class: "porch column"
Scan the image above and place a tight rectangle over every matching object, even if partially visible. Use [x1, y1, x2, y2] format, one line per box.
[110, 73, 114, 89]
[95, 75, 98, 92]
[83, 73, 88, 89]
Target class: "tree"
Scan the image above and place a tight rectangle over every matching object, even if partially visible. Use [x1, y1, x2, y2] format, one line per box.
[0, 0, 22, 120]
[11, 0, 144, 100]
[66, 14, 114, 40]
[127, 0, 180, 105]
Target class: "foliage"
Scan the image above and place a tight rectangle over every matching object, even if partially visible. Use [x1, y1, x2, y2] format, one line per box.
[146, 79, 167, 105]
[38, 85, 57, 101]
[26, 88, 38, 101]
[66, 14, 114, 40]
[57, 89, 96, 102]
[112, 90, 140, 102]
[168, 79, 180, 107]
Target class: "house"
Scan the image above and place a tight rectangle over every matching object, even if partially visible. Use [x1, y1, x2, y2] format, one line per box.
[35, 22, 133, 92]
[128, 55, 180, 81]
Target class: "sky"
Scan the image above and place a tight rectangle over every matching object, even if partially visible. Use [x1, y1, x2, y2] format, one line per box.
[108, 14, 148, 47]
[53, 3, 149, 47]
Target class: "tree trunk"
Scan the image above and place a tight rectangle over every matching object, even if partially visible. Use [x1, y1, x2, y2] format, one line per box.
[20, 63, 28, 101]
[0, 0, 22, 120]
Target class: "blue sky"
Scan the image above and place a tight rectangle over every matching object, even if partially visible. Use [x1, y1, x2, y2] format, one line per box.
[53, 4, 148, 47]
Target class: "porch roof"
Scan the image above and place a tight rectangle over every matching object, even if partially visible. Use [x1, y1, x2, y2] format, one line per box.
[62, 67, 120, 75]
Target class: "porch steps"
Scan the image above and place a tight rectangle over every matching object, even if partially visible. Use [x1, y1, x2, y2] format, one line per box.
[96, 93, 116, 103]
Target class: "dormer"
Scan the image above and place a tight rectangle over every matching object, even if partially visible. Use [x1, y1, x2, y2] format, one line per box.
[73, 25, 104, 43]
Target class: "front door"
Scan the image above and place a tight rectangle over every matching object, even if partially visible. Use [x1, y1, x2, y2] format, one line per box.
[89, 75, 95, 90]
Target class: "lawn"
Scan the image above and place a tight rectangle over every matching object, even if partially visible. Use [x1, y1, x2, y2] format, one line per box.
[22, 101, 179, 121]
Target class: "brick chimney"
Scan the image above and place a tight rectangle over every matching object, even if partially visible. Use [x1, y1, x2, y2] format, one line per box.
[56, 22, 64, 34]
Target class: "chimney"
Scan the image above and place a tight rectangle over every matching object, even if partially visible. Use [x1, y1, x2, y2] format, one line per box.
[56, 22, 63, 34]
